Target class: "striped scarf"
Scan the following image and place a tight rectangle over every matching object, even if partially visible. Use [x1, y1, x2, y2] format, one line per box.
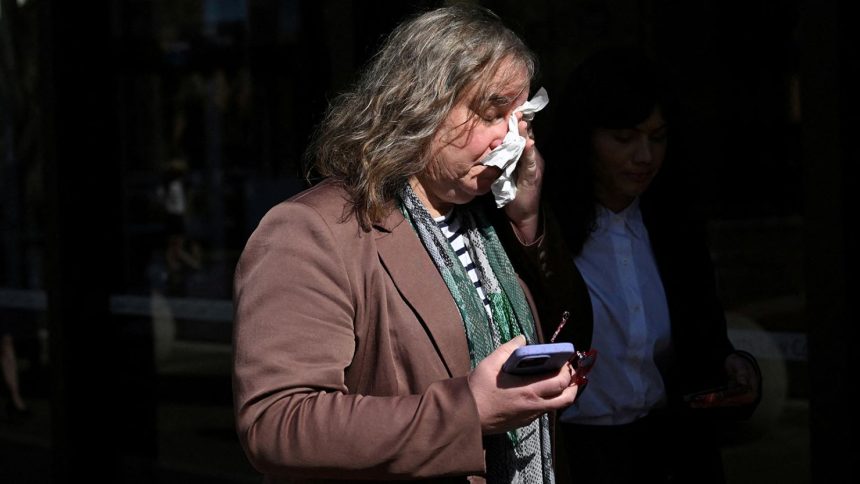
[399, 184, 554, 484]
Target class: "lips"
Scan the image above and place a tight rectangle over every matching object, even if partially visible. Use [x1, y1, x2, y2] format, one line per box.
[625, 171, 652, 183]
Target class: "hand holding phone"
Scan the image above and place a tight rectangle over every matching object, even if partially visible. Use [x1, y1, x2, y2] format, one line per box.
[468, 335, 581, 434]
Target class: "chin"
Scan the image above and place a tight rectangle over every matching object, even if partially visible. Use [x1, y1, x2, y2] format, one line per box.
[624, 180, 651, 196]
[475, 176, 498, 193]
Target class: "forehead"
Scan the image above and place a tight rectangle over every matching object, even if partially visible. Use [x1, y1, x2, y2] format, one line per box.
[598, 107, 666, 132]
[635, 108, 666, 130]
[468, 60, 530, 108]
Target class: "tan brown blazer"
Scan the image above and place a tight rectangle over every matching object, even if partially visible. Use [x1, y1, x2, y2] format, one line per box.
[232, 179, 549, 483]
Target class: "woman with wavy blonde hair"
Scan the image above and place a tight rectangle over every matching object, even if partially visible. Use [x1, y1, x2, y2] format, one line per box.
[234, 5, 580, 483]
[308, 5, 537, 230]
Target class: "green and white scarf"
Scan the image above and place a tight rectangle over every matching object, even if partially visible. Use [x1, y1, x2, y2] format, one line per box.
[399, 184, 554, 484]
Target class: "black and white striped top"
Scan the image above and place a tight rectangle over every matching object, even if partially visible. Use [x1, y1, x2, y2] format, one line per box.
[435, 212, 493, 319]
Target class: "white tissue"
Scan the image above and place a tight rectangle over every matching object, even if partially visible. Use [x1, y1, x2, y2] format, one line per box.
[481, 87, 549, 208]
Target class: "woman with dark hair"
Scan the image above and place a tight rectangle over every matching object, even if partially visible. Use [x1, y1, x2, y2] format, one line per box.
[232, 5, 580, 483]
[542, 47, 762, 483]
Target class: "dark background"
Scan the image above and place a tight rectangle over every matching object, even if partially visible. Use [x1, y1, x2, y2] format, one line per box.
[0, 0, 854, 482]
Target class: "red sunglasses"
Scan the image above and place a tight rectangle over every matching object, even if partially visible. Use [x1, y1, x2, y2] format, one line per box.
[550, 311, 598, 386]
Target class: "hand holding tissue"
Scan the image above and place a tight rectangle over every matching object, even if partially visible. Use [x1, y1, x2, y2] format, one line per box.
[480, 87, 549, 208]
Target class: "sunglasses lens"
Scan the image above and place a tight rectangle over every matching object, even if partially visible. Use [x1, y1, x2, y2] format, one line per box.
[573, 350, 597, 375]
[571, 350, 597, 387]
[577, 354, 595, 370]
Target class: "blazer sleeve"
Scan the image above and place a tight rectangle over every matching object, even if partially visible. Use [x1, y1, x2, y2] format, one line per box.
[232, 201, 484, 479]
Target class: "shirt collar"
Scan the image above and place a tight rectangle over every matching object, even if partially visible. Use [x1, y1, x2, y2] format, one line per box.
[593, 198, 647, 240]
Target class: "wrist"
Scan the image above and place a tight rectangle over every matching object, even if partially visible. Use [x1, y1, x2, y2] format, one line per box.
[509, 209, 543, 246]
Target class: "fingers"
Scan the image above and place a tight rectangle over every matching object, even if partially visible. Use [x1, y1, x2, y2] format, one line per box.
[714, 390, 758, 407]
[515, 112, 532, 134]
[469, 338, 580, 434]
[725, 363, 761, 405]
[543, 381, 580, 410]
[514, 117, 540, 171]
[687, 385, 757, 408]
[724, 353, 759, 389]
[527, 362, 576, 395]
[501, 361, 577, 412]
[502, 383, 579, 430]
[520, 118, 534, 139]
[732, 369, 752, 388]
[496, 334, 527, 361]
[516, 112, 535, 150]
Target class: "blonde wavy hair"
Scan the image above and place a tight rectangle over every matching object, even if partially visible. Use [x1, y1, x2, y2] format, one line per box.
[306, 4, 537, 230]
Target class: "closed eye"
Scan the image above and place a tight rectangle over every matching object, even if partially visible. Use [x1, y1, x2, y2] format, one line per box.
[479, 108, 506, 124]
[610, 130, 636, 143]
[650, 127, 668, 143]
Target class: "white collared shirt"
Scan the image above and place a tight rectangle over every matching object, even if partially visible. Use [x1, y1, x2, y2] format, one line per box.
[560, 199, 673, 425]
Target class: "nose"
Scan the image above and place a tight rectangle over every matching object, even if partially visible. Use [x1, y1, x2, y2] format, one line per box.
[632, 135, 653, 164]
[491, 117, 511, 147]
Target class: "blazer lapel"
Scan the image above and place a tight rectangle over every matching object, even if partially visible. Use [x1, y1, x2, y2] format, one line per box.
[374, 210, 472, 377]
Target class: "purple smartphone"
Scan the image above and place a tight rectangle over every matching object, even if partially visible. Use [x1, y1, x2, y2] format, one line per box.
[502, 342, 575, 375]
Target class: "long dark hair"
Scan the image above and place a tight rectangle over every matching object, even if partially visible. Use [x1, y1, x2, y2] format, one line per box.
[544, 46, 677, 253]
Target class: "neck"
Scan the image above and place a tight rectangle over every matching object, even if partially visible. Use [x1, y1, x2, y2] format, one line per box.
[596, 192, 635, 213]
[409, 177, 450, 218]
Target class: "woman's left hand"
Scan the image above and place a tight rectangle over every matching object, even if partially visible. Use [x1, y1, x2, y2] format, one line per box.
[722, 352, 761, 405]
[504, 112, 545, 243]
[468, 335, 579, 434]
[688, 353, 761, 408]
